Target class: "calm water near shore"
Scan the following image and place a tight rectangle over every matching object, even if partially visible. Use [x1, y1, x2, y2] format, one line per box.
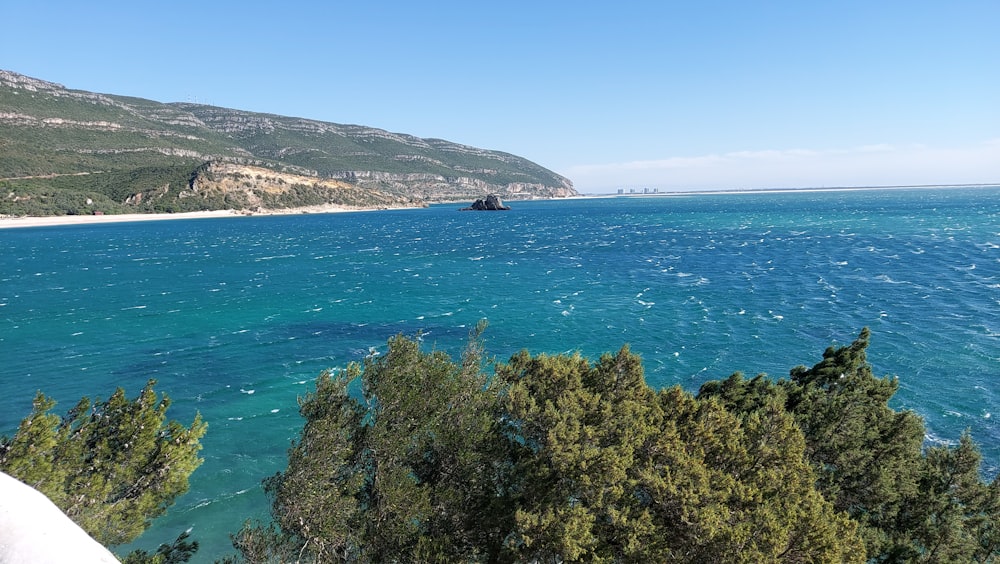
[2, 187, 998, 559]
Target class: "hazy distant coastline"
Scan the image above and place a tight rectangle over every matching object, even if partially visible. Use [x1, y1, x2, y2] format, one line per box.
[584, 182, 1000, 198]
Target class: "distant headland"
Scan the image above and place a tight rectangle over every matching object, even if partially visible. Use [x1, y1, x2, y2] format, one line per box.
[0, 69, 577, 218]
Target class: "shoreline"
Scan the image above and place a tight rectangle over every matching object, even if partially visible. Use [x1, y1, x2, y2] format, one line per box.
[3, 184, 997, 229]
[0, 203, 420, 230]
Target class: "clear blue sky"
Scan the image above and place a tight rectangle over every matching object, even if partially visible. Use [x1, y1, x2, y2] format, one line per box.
[3, 1, 998, 192]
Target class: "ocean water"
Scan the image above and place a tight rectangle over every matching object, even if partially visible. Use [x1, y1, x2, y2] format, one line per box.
[2, 187, 998, 560]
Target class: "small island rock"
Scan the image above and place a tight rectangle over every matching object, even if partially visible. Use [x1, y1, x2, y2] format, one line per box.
[460, 194, 511, 211]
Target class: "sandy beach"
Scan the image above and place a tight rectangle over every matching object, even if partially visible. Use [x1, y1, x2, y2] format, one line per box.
[0, 204, 417, 230]
[4, 185, 992, 230]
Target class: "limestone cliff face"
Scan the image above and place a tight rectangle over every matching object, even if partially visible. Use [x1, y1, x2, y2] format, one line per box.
[181, 164, 570, 211]
[185, 163, 416, 211]
[0, 70, 122, 108]
[330, 170, 576, 201]
[172, 103, 577, 202]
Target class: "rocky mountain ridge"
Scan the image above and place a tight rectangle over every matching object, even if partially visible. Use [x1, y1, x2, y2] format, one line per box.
[0, 70, 576, 215]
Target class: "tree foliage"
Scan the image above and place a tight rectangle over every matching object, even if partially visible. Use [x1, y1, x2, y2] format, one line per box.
[237, 324, 509, 563]
[699, 328, 1000, 562]
[227, 327, 873, 563]
[498, 347, 862, 563]
[0, 379, 206, 550]
[121, 530, 201, 564]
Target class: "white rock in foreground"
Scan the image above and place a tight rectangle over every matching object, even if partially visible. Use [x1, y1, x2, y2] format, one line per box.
[0, 471, 120, 563]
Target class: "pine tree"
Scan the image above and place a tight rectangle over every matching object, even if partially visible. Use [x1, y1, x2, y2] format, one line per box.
[0, 380, 206, 550]
[230, 331, 868, 563]
[699, 329, 1000, 562]
[256, 323, 508, 562]
[496, 345, 863, 562]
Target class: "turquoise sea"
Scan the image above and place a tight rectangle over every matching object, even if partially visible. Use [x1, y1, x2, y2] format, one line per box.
[2, 187, 999, 560]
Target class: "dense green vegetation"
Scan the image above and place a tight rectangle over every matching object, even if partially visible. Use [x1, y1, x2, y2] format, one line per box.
[4, 328, 996, 562]
[0, 380, 206, 563]
[698, 329, 1000, 561]
[0, 164, 215, 215]
[222, 327, 998, 563]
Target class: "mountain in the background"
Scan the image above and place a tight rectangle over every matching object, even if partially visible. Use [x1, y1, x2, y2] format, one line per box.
[0, 70, 576, 216]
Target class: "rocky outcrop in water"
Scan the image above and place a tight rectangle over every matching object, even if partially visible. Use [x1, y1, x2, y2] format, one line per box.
[460, 194, 511, 211]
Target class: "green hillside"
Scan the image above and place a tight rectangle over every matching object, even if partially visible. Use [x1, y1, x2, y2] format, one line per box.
[0, 70, 576, 216]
